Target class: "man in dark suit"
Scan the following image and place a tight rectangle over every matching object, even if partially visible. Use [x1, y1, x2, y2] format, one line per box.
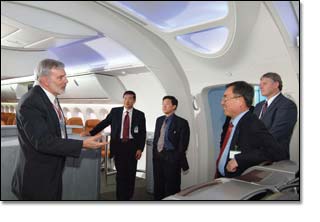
[153, 96, 190, 200]
[254, 72, 297, 160]
[85, 91, 146, 200]
[217, 81, 283, 178]
[11, 59, 106, 200]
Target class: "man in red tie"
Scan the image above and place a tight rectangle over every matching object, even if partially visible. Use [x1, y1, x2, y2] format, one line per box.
[216, 81, 283, 178]
[85, 91, 146, 200]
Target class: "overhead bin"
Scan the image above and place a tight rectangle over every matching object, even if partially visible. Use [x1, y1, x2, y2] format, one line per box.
[1, 83, 30, 102]
[1, 74, 126, 103]
[59, 74, 125, 103]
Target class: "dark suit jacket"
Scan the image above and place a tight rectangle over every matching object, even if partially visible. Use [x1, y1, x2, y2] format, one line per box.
[11, 85, 83, 200]
[254, 93, 297, 159]
[224, 111, 284, 178]
[153, 114, 190, 171]
[89, 107, 146, 157]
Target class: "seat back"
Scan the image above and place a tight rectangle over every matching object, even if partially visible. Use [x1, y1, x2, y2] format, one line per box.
[6, 113, 16, 125]
[66, 117, 84, 134]
[84, 119, 106, 157]
[84, 119, 100, 134]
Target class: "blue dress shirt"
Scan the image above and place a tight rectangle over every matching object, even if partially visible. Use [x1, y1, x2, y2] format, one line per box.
[164, 114, 175, 150]
[218, 110, 249, 176]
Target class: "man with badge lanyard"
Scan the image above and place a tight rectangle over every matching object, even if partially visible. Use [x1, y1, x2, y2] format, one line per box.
[82, 91, 146, 200]
[216, 81, 282, 178]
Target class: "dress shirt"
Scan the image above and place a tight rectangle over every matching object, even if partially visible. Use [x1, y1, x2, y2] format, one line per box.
[218, 110, 249, 176]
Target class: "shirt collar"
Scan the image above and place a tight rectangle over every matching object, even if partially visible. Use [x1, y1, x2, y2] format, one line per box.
[165, 113, 174, 120]
[39, 85, 56, 104]
[231, 110, 249, 127]
[123, 107, 133, 113]
[266, 92, 281, 107]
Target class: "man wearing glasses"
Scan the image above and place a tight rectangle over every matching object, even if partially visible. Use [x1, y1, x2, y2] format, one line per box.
[216, 81, 284, 178]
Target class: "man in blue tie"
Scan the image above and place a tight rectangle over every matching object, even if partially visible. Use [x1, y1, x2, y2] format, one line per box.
[217, 81, 283, 178]
[254, 72, 297, 160]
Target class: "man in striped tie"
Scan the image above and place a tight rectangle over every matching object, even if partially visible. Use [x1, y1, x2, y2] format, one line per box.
[12, 59, 107, 200]
[254, 72, 297, 160]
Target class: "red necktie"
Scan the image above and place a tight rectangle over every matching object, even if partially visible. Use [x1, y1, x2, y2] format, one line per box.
[122, 111, 129, 141]
[260, 101, 268, 119]
[215, 122, 234, 178]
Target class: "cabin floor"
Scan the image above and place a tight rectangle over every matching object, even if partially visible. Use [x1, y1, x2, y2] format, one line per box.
[99, 170, 154, 201]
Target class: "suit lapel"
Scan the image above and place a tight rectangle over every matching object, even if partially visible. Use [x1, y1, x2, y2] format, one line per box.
[117, 107, 124, 137]
[230, 112, 249, 150]
[168, 114, 176, 133]
[35, 86, 61, 135]
[36, 86, 59, 123]
[266, 93, 283, 112]
[131, 108, 137, 129]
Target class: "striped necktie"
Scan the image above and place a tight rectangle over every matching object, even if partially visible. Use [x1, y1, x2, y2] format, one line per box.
[53, 98, 66, 138]
[259, 101, 268, 119]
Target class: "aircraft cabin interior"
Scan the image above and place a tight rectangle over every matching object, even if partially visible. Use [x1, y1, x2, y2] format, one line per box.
[1, 1, 300, 201]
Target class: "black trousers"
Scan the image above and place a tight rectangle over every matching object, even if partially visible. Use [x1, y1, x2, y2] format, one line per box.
[153, 150, 181, 200]
[114, 140, 138, 200]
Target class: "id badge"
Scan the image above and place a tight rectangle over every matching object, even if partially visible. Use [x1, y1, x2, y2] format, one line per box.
[229, 150, 241, 159]
[134, 126, 139, 133]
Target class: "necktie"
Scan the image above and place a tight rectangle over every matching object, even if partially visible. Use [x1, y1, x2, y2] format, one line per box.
[157, 118, 168, 152]
[53, 98, 63, 120]
[259, 101, 268, 119]
[53, 98, 66, 138]
[215, 122, 234, 178]
[122, 111, 129, 141]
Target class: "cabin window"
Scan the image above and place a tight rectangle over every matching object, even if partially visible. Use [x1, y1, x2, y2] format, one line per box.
[86, 108, 97, 120]
[254, 85, 266, 105]
[66, 112, 72, 120]
[176, 26, 229, 54]
[89, 112, 97, 119]
[113, 1, 229, 32]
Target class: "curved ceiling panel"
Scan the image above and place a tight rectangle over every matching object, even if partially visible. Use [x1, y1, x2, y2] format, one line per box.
[1, 1, 97, 36]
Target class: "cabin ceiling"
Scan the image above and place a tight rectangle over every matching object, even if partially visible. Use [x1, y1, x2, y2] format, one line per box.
[1, 1, 146, 80]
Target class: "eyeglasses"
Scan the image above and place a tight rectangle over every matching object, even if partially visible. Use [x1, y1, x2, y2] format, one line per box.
[221, 95, 242, 103]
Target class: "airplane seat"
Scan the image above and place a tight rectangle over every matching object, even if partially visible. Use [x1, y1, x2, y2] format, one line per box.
[66, 117, 84, 134]
[84, 119, 108, 164]
[6, 113, 15, 125]
[1, 112, 10, 124]
[84, 119, 100, 134]
[283, 92, 299, 163]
